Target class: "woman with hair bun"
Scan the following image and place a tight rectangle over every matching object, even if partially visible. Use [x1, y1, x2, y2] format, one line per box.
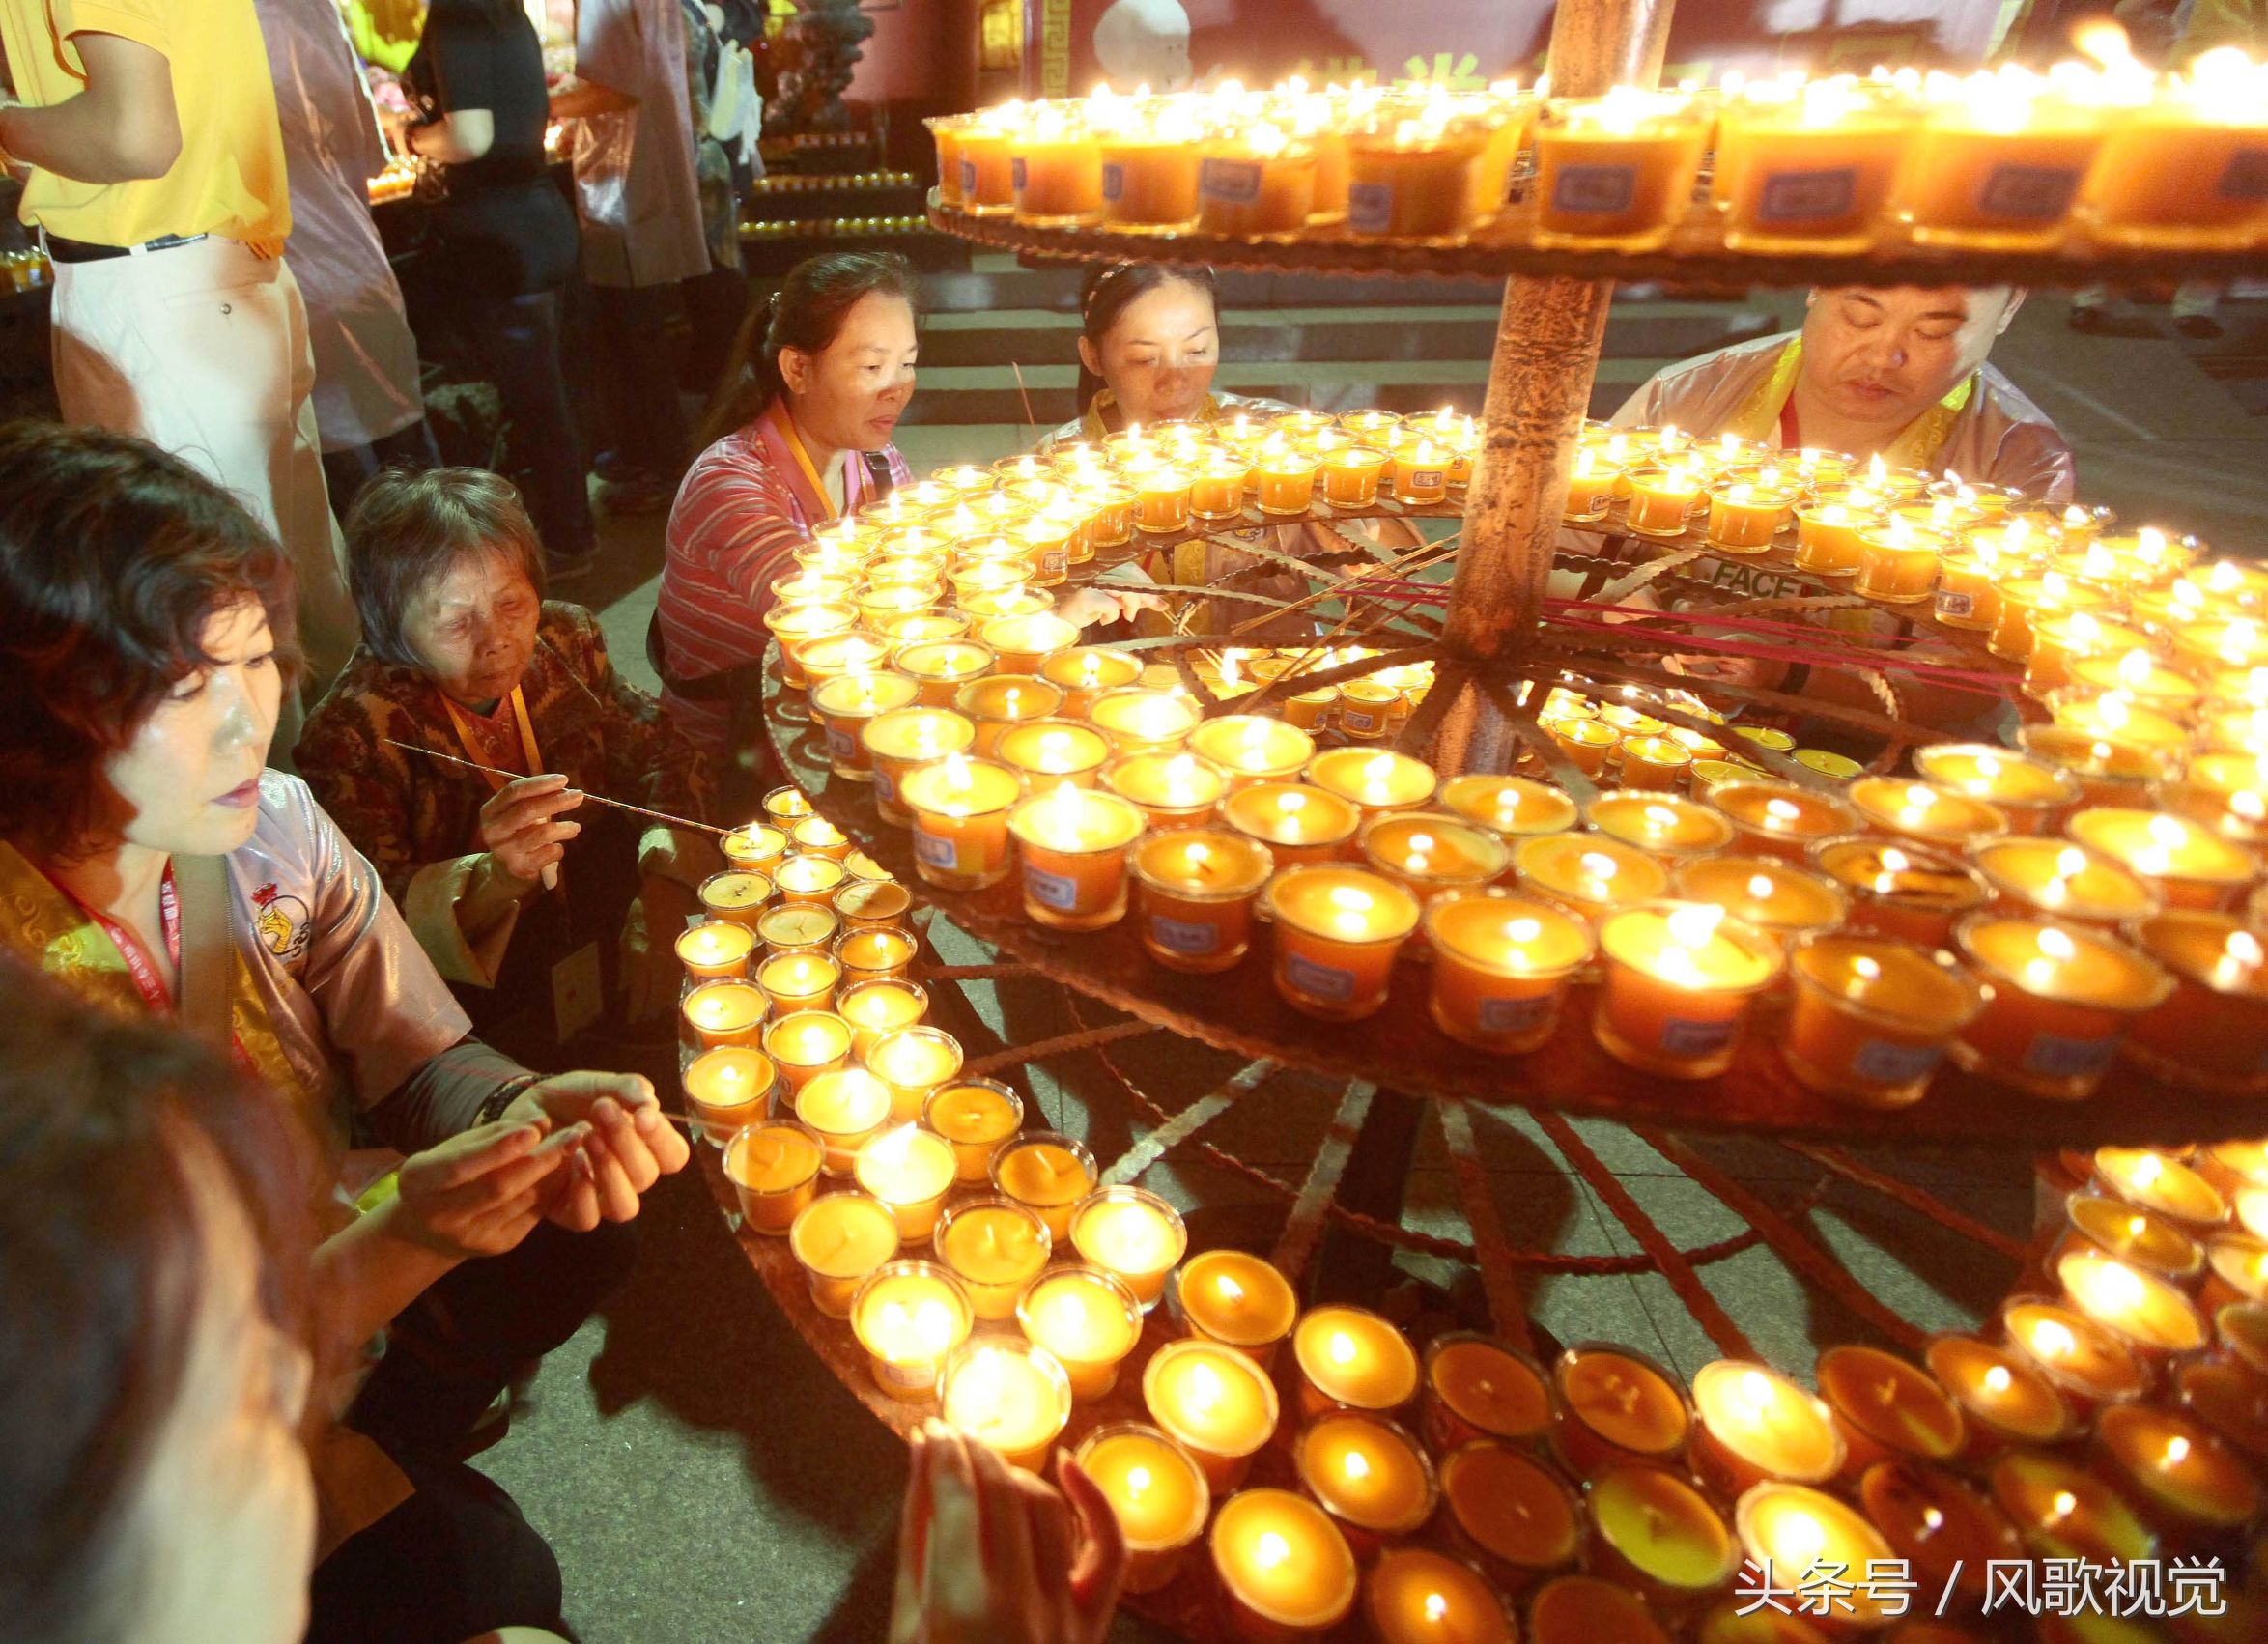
[655, 252, 922, 768]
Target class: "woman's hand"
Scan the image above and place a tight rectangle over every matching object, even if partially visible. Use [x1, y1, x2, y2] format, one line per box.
[1056, 586, 1164, 629]
[386, 1118, 589, 1261]
[478, 773, 583, 891]
[889, 1422, 1125, 1644]
[501, 1071, 690, 1231]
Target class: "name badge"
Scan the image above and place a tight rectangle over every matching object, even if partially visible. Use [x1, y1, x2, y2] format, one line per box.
[1977, 163, 2080, 221]
[825, 725, 857, 760]
[1551, 163, 1637, 215]
[1200, 157, 1262, 205]
[1659, 1015, 1735, 1056]
[1936, 589, 1975, 620]
[1478, 993, 1557, 1035]
[1342, 708, 1381, 733]
[1759, 166, 1857, 223]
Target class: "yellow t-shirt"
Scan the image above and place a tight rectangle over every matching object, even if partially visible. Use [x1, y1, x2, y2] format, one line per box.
[0, 0, 290, 245]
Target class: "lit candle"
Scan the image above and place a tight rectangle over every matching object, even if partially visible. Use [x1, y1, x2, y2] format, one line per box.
[677, 919, 757, 980]
[1895, 69, 2103, 250]
[1924, 1334, 2074, 1456]
[1952, 915, 2173, 1098]
[1189, 714, 1316, 788]
[762, 784, 814, 827]
[1781, 933, 1983, 1108]
[1021, 1261, 1142, 1401]
[1999, 1296, 2149, 1416]
[792, 1065, 891, 1174]
[1911, 744, 2084, 835]
[1584, 1462, 1741, 1605]
[1422, 1334, 1550, 1454]
[996, 717, 1112, 789]
[1848, 777, 2008, 849]
[1624, 465, 1705, 536]
[2070, 646, 2203, 717]
[897, 753, 1020, 892]
[939, 1338, 1073, 1474]
[890, 638, 997, 708]
[1526, 1576, 1672, 1644]
[1970, 837, 2158, 927]
[1198, 120, 1318, 235]
[2063, 1191, 2206, 1285]
[1990, 1451, 2159, 1567]
[2097, 1402, 2263, 1541]
[1221, 780, 1359, 868]
[1594, 902, 1783, 1079]
[865, 1024, 963, 1124]
[851, 1258, 972, 1400]
[1290, 1305, 1418, 1419]
[2124, 912, 2268, 1090]
[1587, 792, 1736, 860]
[683, 978, 767, 1050]
[1436, 774, 1578, 839]
[1511, 832, 1671, 922]
[721, 823, 788, 875]
[1688, 1361, 1845, 1496]
[1295, 1413, 1437, 1557]
[1362, 1545, 1516, 1644]
[1552, 1343, 1690, 1477]
[811, 671, 921, 779]
[2068, 808, 2259, 912]
[1423, 892, 1594, 1054]
[2058, 1244, 2207, 1356]
[1532, 89, 1708, 251]
[834, 927, 917, 993]
[697, 869, 774, 929]
[1707, 781, 1860, 865]
[1715, 76, 1912, 251]
[1304, 748, 1437, 817]
[1793, 497, 1880, 578]
[1674, 857, 1848, 948]
[1088, 687, 1201, 757]
[1548, 716, 1622, 777]
[773, 853, 848, 910]
[1706, 479, 1796, 553]
[851, 1122, 957, 1242]
[1173, 1248, 1298, 1366]
[762, 1008, 855, 1097]
[722, 1118, 822, 1234]
[1068, 1186, 1187, 1309]
[921, 1076, 1020, 1183]
[1387, 439, 1450, 505]
[1101, 751, 1227, 832]
[978, 611, 1080, 675]
[1075, 1423, 1211, 1595]
[756, 950, 838, 1019]
[1854, 1460, 2023, 1617]
[1006, 783, 1148, 932]
[683, 1045, 776, 1147]
[2048, 692, 2189, 772]
[2092, 1145, 2228, 1230]
[1207, 1487, 1357, 1638]
[2174, 1357, 2268, 1469]
[1358, 813, 1510, 921]
[1733, 1484, 1901, 1630]
[1319, 444, 1388, 509]
[1815, 1345, 1967, 1477]
[1262, 865, 1423, 1021]
[863, 707, 978, 826]
[764, 600, 858, 689]
[934, 1196, 1049, 1319]
[1041, 646, 1142, 717]
[787, 1190, 899, 1317]
[1810, 836, 1989, 949]
[990, 1129, 1095, 1240]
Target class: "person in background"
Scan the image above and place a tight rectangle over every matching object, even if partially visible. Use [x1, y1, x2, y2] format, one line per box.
[257, 0, 438, 513]
[0, 422, 686, 1642]
[656, 251, 918, 776]
[396, 0, 600, 581]
[573, 0, 713, 513]
[0, 0, 361, 691]
[298, 467, 715, 1062]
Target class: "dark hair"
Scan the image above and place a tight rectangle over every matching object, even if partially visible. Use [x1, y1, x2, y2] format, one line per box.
[1075, 263, 1220, 414]
[0, 957, 316, 1643]
[342, 467, 547, 670]
[0, 421, 299, 853]
[698, 251, 921, 448]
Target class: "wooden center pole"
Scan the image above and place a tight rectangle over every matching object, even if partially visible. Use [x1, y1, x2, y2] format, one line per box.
[1431, 0, 1675, 773]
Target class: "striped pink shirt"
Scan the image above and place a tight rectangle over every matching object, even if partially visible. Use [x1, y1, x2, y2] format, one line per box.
[657, 418, 912, 753]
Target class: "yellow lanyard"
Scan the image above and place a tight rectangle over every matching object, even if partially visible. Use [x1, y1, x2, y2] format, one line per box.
[1724, 339, 1976, 472]
[440, 685, 543, 792]
[777, 414, 841, 523]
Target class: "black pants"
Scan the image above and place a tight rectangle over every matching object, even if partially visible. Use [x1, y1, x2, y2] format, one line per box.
[445, 288, 598, 561]
[588, 280, 692, 480]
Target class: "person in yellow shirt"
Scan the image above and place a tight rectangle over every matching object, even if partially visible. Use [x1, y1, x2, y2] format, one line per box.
[0, 0, 360, 693]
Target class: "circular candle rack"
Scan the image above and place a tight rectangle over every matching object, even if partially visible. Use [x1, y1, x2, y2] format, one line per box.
[701, 6, 2268, 1633]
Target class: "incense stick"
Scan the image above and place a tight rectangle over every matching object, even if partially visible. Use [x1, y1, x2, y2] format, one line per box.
[382, 738, 731, 836]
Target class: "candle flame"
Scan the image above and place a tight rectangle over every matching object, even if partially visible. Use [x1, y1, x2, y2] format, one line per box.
[1328, 1331, 1357, 1366]
[1188, 1363, 1223, 1412]
[1665, 904, 1724, 948]
[1217, 1274, 1244, 1303]
[2033, 1320, 2077, 1359]
[2131, 1153, 2164, 1189]
[1254, 1531, 1290, 1571]
[1765, 797, 1801, 825]
[1745, 873, 1777, 902]
[1125, 1465, 1151, 1496]
[1342, 1450, 1371, 1482]
[2038, 927, 2077, 961]
[1424, 1594, 1449, 1622]
[2165, 1435, 2191, 1467]
[2048, 1489, 2078, 1524]
[1984, 1365, 2011, 1394]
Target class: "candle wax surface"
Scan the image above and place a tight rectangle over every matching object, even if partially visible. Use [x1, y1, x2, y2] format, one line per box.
[1079, 1430, 1207, 1547]
[1816, 1346, 1966, 1459]
[1294, 1306, 1421, 1407]
[1735, 1485, 1899, 1626]
[1589, 1463, 1738, 1587]
[1026, 1269, 1141, 1361]
[939, 1203, 1049, 1284]
[1693, 1361, 1844, 1480]
[1297, 1414, 1434, 1531]
[1559, 1348, 1688, 1455]
[2097, 1403, 2261, 1528]
[1147, 1339, 1277, 1454]
[1364, 1547, 1513, 1644]
[1960, 918, 2169, 1007]
[790, 1193, 900, 1278]
[724, 1124, 821, 1192]
[1938, 1342, 2072, 1443]
[940, 1344, 1068, 1457]
[1430, 1339, 1551, 1438]
[1210, 1488, 1356, 1630]
[1177, 1250, 1298, 1346]
[1527, 1577, 1672, 1644]
[995, 1140, 1093, 1206]
[853, 1126, 956, 1204]
[1071, 1193, 1187, 1277]
[1441, 1441, 1580, 1567]
[924, 1082, 1019, 1146]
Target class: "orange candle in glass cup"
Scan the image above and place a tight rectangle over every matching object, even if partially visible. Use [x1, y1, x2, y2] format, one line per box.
[897, 753, 1019, 892]
[1792, 497, 1881, 577]
[1950, 914, 2172, 1099]
[1425, 892, 1594, 1054]
[1911, 744, 2084, 835]
[863, 706, 977, 827]
[1008, 106, 1101, 226]
[757, 902, 838, 958]
[1250, 436, 1318, 516]
[1208, 1488, 1356, 1641]
[1069, 1185, 1187, 1310]
[1587, 791, 1735, 861]
[1809, 836, 1990, 949]
[2090, 1144, 2228, 1233]
[1848, 777, 2008, 850]
[772, 852, 847, 911]
[935, 1195, 1050, 1320]
[1421, 1334, 1551, 1455]
[890, 638, 995, 708]
[756, 949, 838, 1019]
[1999, 1296, 2149, 1419]
[938, 1337, 1073, 1475]
[865, 1024, 962, 1125]
[1782, 933, 1983, 1108]
[788, 1190, 900, 1317]
[1548, 716, 1620, 778]
[2067, 807, 2259, 912]
[1223, 780, 1359, 868]
[852, 1121, 958, 1242]
[1197, 124, 1318, 236]
[1511, 832, 1670, 924]
[921, 1076, 1020, 1184]
[1674, 857, 1848, 949]
[2125, 910, 2268, 1088]
[978, 611, 1079, 675]
[793, 1063, 891, 1174]
[2058, 1193, 2204, 1286]
[1041, 646, 1141, 717]
[1616, 735, 1695, 793]
[1098, 112, 1205, 232]
[1532, 89, 1708, 251]
[1437, 774, 1578, 839]
[1320, 445, 1387, 508]
[1345, 113, 1489, 240]
[1551, 1342, 1691, 1478]
[765, 1008, 856, 1097]
[1006, 783, 1147, 932]
[1364, 1546, 1517, 1644]
[1022, 1263, 1143, 1401]
[995, 716, 1111, 789]
[1147, 1337, 1283, 1494]
[811, 670, 920, 779]
[1855, 519, 1946, 604]
[1088, 687, 1201, 756]
[2095, 1403, 2261, 1539]
[2057, 1244, 2209, 1358]
[1733, 1485, 1902, 1632]
[683, 978, 767, 1049]
[2084, 62, 2268, 250]
[1991, 1451, 2159, 1573]
[1561, 447, 1624, 523]
[1594, 902, 1783, 1079]
[838, 977, 927, 1062]
[1924, 1334, 2073, 1456]
[1387, 439, 1451, 505]
[723, 1118, 822, 1233]
[990, 1129, 1095, 1241]
[1305, 748, 1437, 818]
[852, 1259, 973, 1401]
[1075, 1424, 1211, 1596]
[1687, 1361, 1845, 1498]
[1715, 76, 1913, 251]
[1102, 751, 1227, 830]
[1188, 714, 1315, 789]
[1706, 781, 1859, 864]
[1706, 481, 1797, 553]
[1814, 1346, 1967, 1478]
[1262, 865, 1422, 1022]
[683, 1045, 776, 1145]
[1128, 828, 1272, 974]
[1893, 72, 2103, 250]
[1294, 1413, 1438, 1560]
[1528, 1577, 1672, 1644]
[1624, 465, 1706, 536]
[1358, 811, 1509, 918]
[1173, 1248, 1298, 1365]
[677, 918, 756, 979]
[1975, 835, 2164, 928]
[721, 823, 787, 875]
[1582, 1463, 1739, 1612]
[698, 869, 773, 930]
[1861, 1461, 2027, 1612]
[834, 926, 916, 992]
[1292, 1305, 1420, 1418]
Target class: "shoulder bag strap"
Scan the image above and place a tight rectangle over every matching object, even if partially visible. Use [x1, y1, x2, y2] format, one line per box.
[172, 853, 238, 1057]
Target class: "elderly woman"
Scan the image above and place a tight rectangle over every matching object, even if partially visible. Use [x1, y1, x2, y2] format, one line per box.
[298, 468, 717, 1052]
[0, 423, 686, 1643]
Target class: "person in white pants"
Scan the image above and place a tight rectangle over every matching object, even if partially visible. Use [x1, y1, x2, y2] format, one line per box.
[0, 0, 361, 696]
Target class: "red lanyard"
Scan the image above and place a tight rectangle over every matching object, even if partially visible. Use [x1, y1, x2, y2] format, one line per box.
[40, 861, 183, 1015]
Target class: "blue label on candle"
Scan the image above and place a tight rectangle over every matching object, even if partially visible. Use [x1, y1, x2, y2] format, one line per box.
[1850, 1038, 1945, 1084]
[2022, 1032, 2117, 1079]
[1342, 709, 1381, 733]
[1150, 914, 1221, 955]
[1101, 161, 1126, 201]
[1027, 865, 1082, 912]
[959, 157, 978, 195]
[1042, 547, 1068, 577]
[2220, 148, 2268, 201]
[874, 767, 898, 805]
[1478, 993, 1557, 1035]
[1284, 951, 1357, 1003]
[825, 725, 857, 759]
[1935, 589, 1975, 620]
[1403, 468, 1446, 490]
[1977, 163, 2081, 221]
[1551, 163, 1637, 215]
[1200, 157, 1263, 205]
[1658, 1015, 1735, 1056]
[1347, 181, 1394, 234]
[1758, 166, 1857, 223]
[914, 828, 958, 871]
[1011, 156, 1028, 189]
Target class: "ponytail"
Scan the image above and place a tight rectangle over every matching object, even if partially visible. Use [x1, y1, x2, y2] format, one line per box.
[697, 252, 921, 450]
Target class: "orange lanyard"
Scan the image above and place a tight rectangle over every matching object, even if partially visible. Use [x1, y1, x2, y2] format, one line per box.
[440, 685, 543, 792]
[778, 413, 842, 523]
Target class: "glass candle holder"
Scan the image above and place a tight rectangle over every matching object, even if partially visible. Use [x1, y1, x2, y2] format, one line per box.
[771, 853, 848, 911]
[2056, 1192, 2205, 1287]
[1594, 901, 1784, 1079]
[2067, 806, 2260, 911]
[1076, 1425, 1211, 1596]
[1623, 465, 1706, 537]
[764, 1009, 855, 1098]
[1041, 646, 1142, 718]
[755, 950, 838, 1019]
[1208, 1488, 1357, 1639]
[1733, 1485, 1901, 1632]
[978, 611, 1080, 675]
[832, 877, 911, 936]
[1999, 1295, 2149, 1419]
[1022, 1262, 1142, 1401]
[1252, 438, 1318, 516]
[2057, 1244, 2208, 1358]
[1188, 714, 1315, 789]
[1511, 832, 1671, 923]
[2095, 1403, 2260, 1538]
[1006, 784, 1148, 932]
[756, 904, 839, 961]
[1320, 445, 1387, 508]
[1816, 1346, 1968, 1479]
[1971, 837, 2159, 928]
[1552, 1342, 1691, 1478]
[1532, 90, 1708, 251]
[852, 1121, 958, 1242]
[939, 1338, 1074, 1475]
[990, 1129, 1096, 1241]
[1295, 1413, 1438, 1561]
[838, 978, 927, 1062]
[1344, 116, 1488, 240]
[1128, 828, 1273, 974]
[1855, 522, 1948, 604]
[1420, 1334, 1550, 1457]
[1089, 687, 1201, 756]
[676, 919, 756, 980]
[1292, 1304, 1420, 1418]
[810, 671, 919, 779]
[1990, 1450, 2160, 1572]
[683, 1045, 776, 1146]
[1388, 440, 1451, 505]
[1686, 1361, 1846, 1498]
[788, 814, 851, 865]
[1911, 744, 2084, 836]
[835, 926, 917, 992]
[1810, 835, 1989, 950]
[1424, 892, 1594, 1054]
[851, 1259, 973, 1400]
[1783, 933, 1983, 1107]
[1358, 811, 1509, 919]
[866, 1024, 964, 1124]
[1305, 748, 1436, 817]
[1950, 914, 2174, 1099]
[1705, 482, 1796, 553]
[1102, 751, 1228, 831]
[921, 1076, 1021, 1183]
[683, 978, 767, 1049]
[863, 707, 978, 827]
[935, 1195, 1050, 1320]
[1069, 1185, 1188, 1310]
[1849, 777, 2009, 850]
[722, 1119, 822, 1234]
[996, 717, 1112, 789]
[788, 1190, 899, 1317]
[896, 753, 1019, 891]
[697, 869, 774, 929]
[1715, 78, 1912, 251]
[1223, 780, 1361, 868]
[1435, 774, 1578, 839]
[1585, 791, 1735, 860]
[1197, 128, 1318, 236]
[720, 823, 787, 876]
[1893, 80, 2103, 251]
[2084, 71, 2268, 251]
[793, 1064, 892, 1175]
[890, 638, 996, 708]
[1262, 865, 1422, 1021]
[1549, 716, 1622, 777]
[1146, 1336, 1283, 1493]
[1562, 449, 1623, 522]
[1173, 1248, 1299, 1365]
[764, 600, 858, 690]
[1925, 1333, 2073, 1456]
[2123, 910, 2268, 1089]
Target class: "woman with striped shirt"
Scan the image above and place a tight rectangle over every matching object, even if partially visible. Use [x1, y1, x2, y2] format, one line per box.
[655, 253, 921, 775]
